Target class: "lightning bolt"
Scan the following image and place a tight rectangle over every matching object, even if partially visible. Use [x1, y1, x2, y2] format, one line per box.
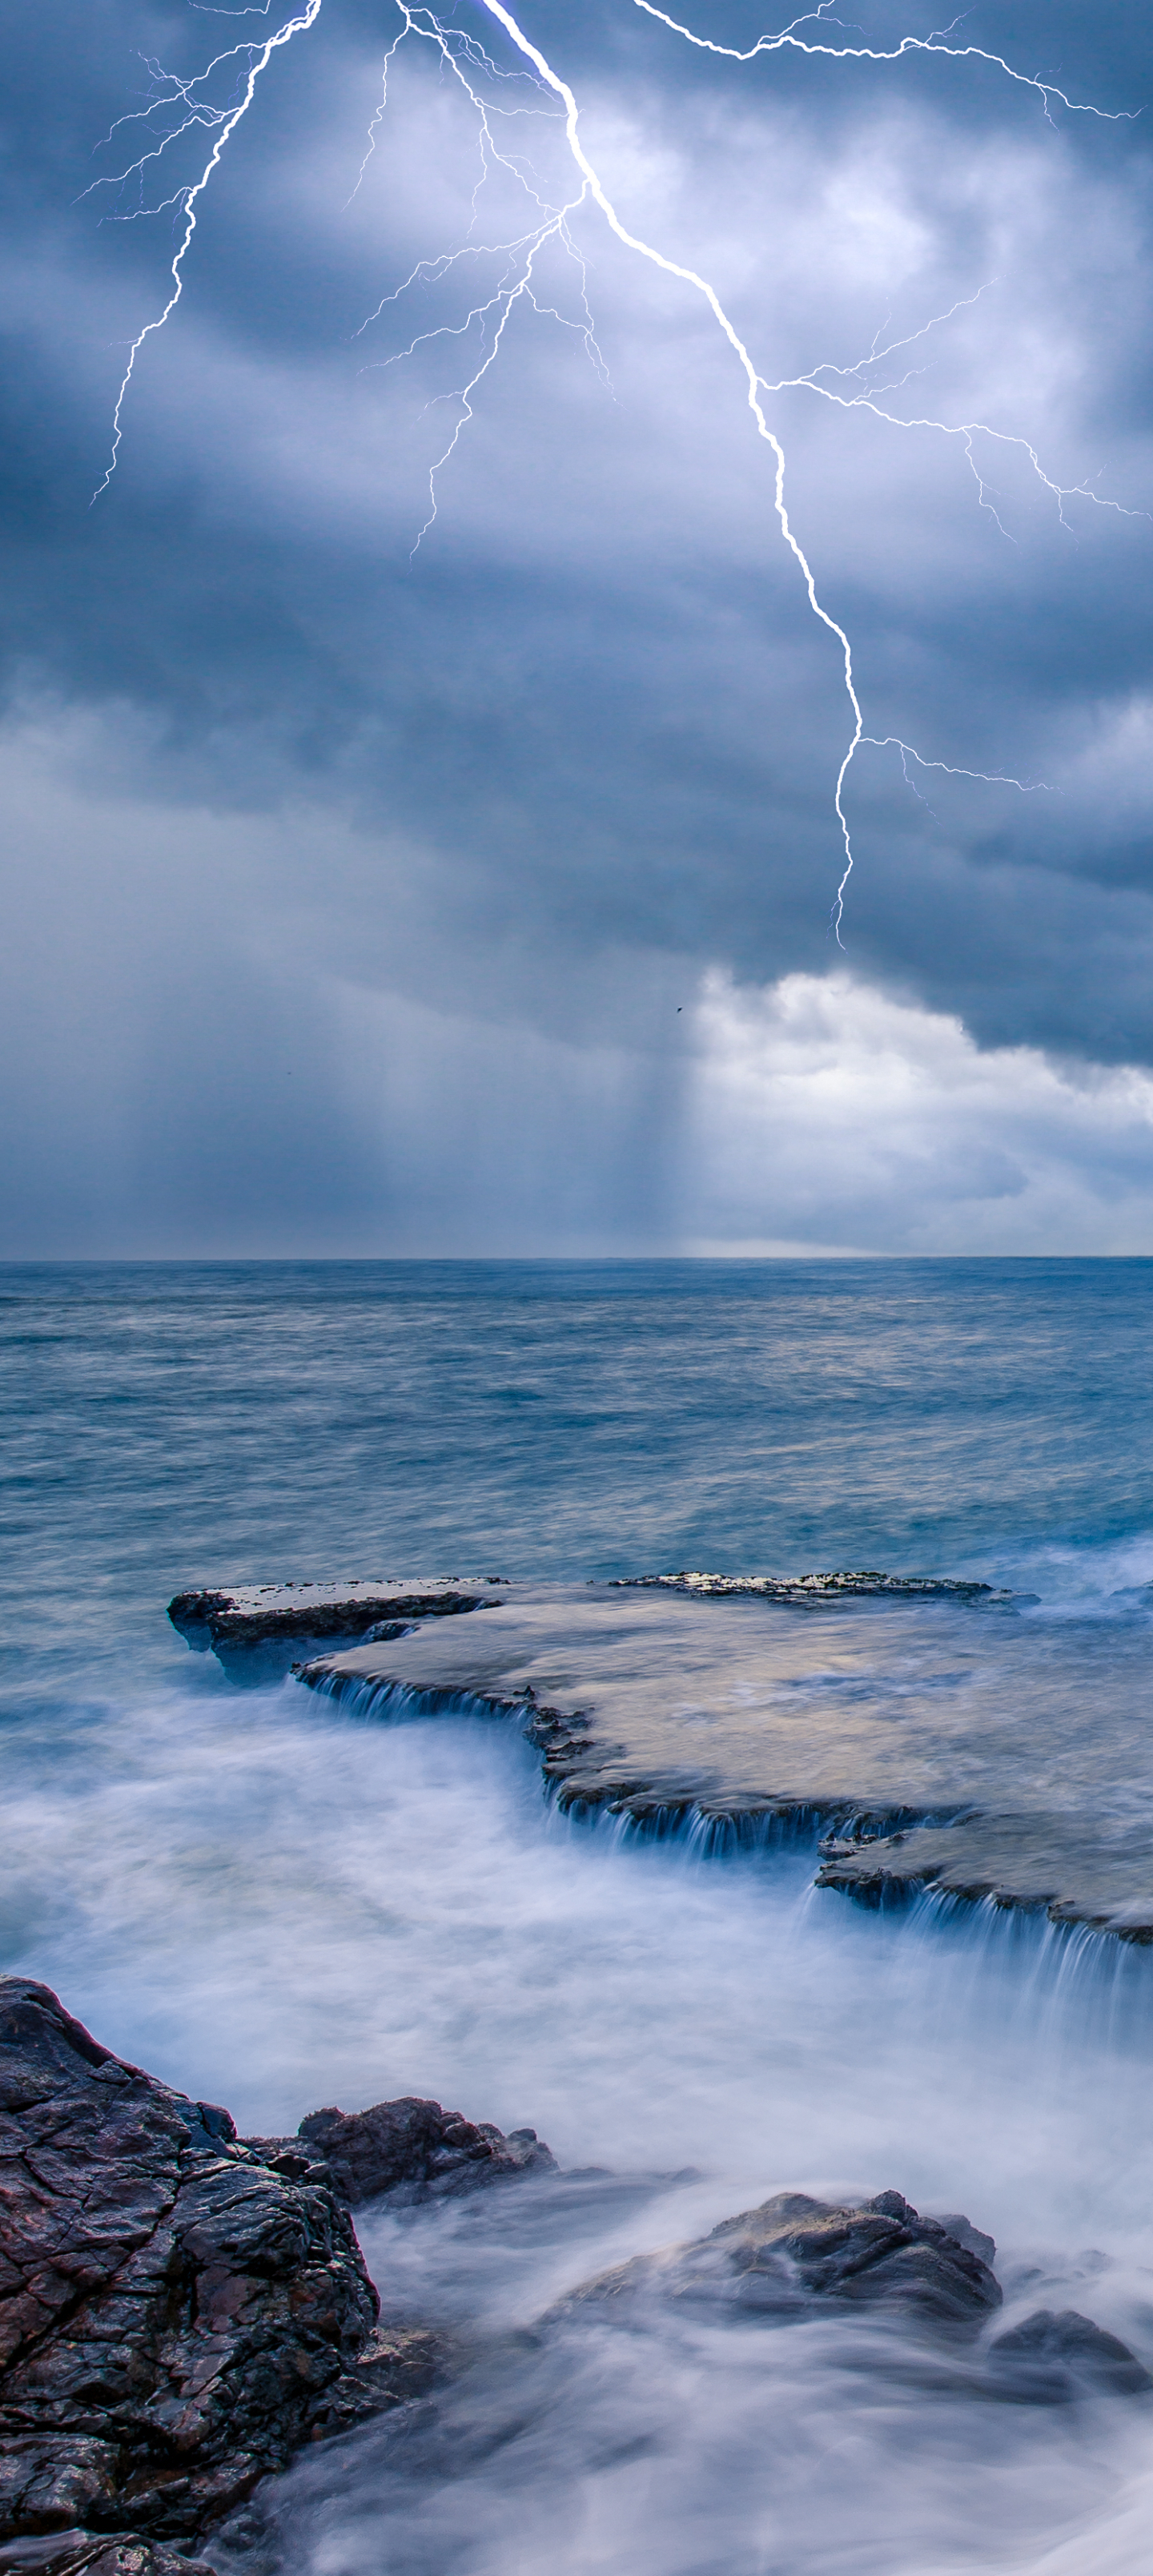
[88, 0, 1135, 940]
[629, 2, 1135, 131]
[861, 736, 1053, 834]
[348, 9, 605, 556]
[471, 0, 882, 936]
[90, 0, 323, 501]
[759, 298, 1149, 542]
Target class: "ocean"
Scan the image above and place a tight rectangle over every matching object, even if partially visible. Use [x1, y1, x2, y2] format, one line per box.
[4, 1258, 1153, 2574]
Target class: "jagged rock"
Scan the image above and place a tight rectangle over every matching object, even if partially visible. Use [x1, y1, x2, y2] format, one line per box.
[6, 2539, 217, 2576]
[931, 2212, 996, 2265]
[0, 1980, 404, 2555]
[990, 2308, 1153, 2400]
[280, 2099, 557, 2207]
[303, 2324, 449, 2434]
[557, 2190, 1002, 2331]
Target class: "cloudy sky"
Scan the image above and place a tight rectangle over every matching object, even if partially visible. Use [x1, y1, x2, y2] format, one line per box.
[3, 0, 1151, 1253]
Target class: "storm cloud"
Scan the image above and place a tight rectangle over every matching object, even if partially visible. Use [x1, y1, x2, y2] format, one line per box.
[2, 0, 1151, 1250]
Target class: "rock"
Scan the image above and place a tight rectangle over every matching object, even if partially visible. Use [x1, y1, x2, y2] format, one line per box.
[286, 2099, 557, 2207]
[613, 1572, 1009, 1604]
[233, 2140, 329, 2188]
[0, 1979, 395, 2554]
[303, 2324, 449, 2435]
[301, 1576, 1153, 1937]
[930, 2212, 996, 2266]
[558, 2190, 1002, 2332]
[301, 1578, 1153, 1938]
[167, 1582, 504, 1667]
[2, 2540, 218, 2576]
[989, 2308, 1153, 2401]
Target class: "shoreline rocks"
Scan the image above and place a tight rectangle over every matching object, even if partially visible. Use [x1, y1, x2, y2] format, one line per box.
[989, 2308, 1153, 2400]
[286, 2099, 556, 2206]
[0, 1981, 549, 2572]
[4, 1974, 1149, 2576]
[556, 2189, 1003, 2333]
[549, 2194, 1151, 2403]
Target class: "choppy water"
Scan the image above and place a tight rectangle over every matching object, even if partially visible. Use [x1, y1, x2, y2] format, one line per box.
[3, 1260, 1153, 2575]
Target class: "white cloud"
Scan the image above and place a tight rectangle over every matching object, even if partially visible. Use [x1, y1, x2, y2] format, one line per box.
[682, 968, 1153, 1253]
[3, 710, 1152, 1256]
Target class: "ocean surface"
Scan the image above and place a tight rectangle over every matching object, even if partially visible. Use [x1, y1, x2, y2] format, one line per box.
[4, 1258, 1153, 2575]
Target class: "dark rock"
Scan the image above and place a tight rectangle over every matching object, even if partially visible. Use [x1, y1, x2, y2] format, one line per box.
[235, 2142, 327, 2188]
[167, 1584, 502, 1662]
[990, 2308, 1153, 2401]
[558, 2190, 1002, 2332]
[303, 2324, 451, 2435]
[0, 2539, 217, 2576]
[0, 1980, 388, 2552]
[290, 2100, 557, 2208]
[930, 2212, 996, 2267]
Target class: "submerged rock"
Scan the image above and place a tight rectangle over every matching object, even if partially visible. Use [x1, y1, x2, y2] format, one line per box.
[275, 2097, 556, 2207]
[558, 2190, 1002, 2332]
[990, 2308, 1153, 2401]
[0, 1982, 465, 2565]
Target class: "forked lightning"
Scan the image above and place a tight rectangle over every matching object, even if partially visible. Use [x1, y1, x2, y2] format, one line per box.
[88, 1, 1131, 936]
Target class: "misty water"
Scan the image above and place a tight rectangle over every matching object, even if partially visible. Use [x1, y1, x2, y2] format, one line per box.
[4, 1261, 1153, 2574]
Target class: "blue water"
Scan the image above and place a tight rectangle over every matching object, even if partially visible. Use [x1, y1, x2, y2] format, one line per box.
[5, 1260, 1153, 2576]
[4, 1258, 1152, 1699]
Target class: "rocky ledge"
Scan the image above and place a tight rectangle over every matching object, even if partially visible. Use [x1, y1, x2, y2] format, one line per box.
[168, 1582, 505, 1669]
[295, 1576, 1153, 1939]
[614, 1570, 1010, 1604]
[0, 1979, 552, 2576]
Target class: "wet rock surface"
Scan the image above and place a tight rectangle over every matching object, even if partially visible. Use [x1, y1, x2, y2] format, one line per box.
[0, 1984, 522, 2568]
[1, 2537, 218, 2576]
[167, 1581, 504, 1666]
[615, 1571, 1010, 1604]
[239, 2102, 556, 2211]
[811, 1816, 1153, 1941]
[930, 2212, 996, 2267]
[990, 2308, 1153, 2401]
[287, 2099, 556, 2207]
[556, 2190, 1003, 2332]
[548, 2194, 1150, 2402]
[4, 1969, 1147, 2576]
[301, 1577, 1153, 1937]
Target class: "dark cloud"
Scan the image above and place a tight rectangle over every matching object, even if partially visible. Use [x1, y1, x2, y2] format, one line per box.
[2, 0, 1152, 1249]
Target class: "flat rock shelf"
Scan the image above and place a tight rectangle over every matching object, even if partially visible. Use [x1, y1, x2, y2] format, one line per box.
[168, 1580, 506, 1666]
[290, 1578, 1153, 1941]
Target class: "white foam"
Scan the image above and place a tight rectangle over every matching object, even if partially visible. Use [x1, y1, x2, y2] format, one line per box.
[9, 1679, 1153, 2574]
